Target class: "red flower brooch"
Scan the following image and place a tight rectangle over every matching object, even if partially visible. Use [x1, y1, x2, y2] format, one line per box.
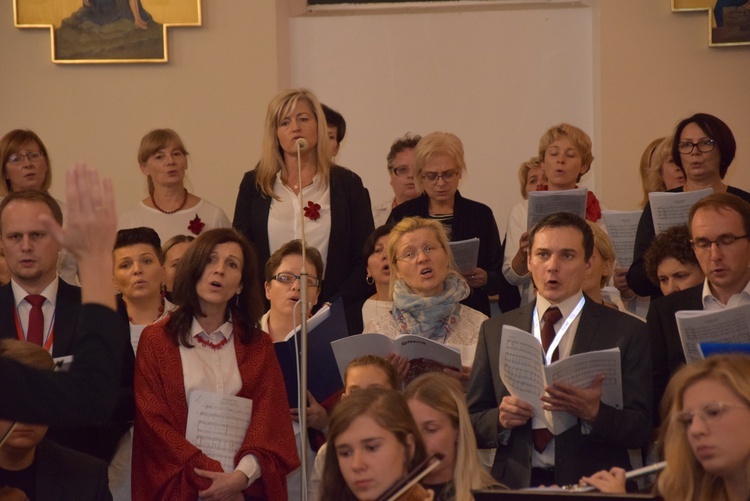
[304, 201, 321, 221]
[188, 214, 205, 235]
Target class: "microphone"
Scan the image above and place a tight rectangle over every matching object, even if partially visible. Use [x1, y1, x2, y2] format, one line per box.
[295, 138, 308, 151]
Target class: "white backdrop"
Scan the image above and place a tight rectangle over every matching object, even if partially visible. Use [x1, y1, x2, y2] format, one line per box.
[290, 4, 595, 236]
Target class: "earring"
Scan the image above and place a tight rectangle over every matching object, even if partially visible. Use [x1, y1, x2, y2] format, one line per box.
[234, 294, 240, 309]
[366, 275, 374, 286]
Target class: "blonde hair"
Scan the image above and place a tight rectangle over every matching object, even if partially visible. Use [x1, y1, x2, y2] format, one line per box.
[405, 373, 498, 500]
[657, 354, 750, 501]
[386, 217, 461, 297]
[413, 132, 466, 193]
[517, 156, 542, 199]
[0, 339, 55, 370]
[645, 136, 677, 201]
[255, 88, 332, 199]
[587, 221, 616, 288]
[638, 137, 666, 207]
[538, 123, 594, 179]
[137, 128, 189, 196]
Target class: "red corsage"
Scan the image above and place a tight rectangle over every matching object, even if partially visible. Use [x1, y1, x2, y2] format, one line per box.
[304, 201, 321, 221]
[188, 214, 205, 235]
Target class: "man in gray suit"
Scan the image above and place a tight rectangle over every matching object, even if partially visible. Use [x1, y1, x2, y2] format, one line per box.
[467, 212, 652, 489]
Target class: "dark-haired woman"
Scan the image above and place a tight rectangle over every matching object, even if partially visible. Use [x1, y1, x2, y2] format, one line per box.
[132, 228, 298, 500]
[627, 113, 750, 298]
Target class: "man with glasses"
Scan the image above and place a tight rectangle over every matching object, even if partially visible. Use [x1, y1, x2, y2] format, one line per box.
[647, 192, 750, 423]
[372, 133, 421, 227]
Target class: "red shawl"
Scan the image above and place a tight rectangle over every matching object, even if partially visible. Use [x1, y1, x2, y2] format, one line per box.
[132, 318, 299, 500]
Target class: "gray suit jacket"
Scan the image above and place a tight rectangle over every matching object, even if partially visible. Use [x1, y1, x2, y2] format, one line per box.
[466, 296, 652, 488]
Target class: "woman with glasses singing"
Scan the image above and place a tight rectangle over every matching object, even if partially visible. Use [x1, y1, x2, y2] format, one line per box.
[119, 128, 231, 245]
[365, 217, 487, 387]
[627, 113, 750, 299]
[261, 239, 334, 499]
[388, 132, 504, 317]
[580, 354, 750, 500]
[233, 88, 374, 333]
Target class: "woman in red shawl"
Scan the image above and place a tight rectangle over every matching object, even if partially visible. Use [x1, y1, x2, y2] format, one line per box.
[132, 228, 298, 500]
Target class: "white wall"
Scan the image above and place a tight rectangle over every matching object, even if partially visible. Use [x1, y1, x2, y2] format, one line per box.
[290, 4, 594, 235]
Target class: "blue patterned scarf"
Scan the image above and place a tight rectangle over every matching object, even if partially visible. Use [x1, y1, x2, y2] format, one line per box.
[391, 273, 470, 342]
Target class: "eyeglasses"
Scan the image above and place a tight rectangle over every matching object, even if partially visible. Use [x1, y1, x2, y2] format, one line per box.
[7, 151, 44, 165]
[391, 166, 413, 177]
[691, 234, 749, 252]
[677, 139, 716, 154]
[271, 272, 321, 288]
[396, 244, 442, 263]
[675, 401, 749, 428]
[421, 170, 458, 183]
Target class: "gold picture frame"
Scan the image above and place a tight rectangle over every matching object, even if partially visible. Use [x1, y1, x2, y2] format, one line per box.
[13, 0, 202, 64]
[672, 0, 750, 47]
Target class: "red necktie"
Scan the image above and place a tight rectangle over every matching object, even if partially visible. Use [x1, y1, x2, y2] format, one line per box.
[533, 306, 563, 453]
[25, 294, 46, 346]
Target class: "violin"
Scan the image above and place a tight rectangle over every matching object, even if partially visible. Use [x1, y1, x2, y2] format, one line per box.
[375, 453, 444, 501]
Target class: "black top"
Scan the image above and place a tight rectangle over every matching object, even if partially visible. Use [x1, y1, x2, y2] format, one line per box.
[627, 185, 750, 299]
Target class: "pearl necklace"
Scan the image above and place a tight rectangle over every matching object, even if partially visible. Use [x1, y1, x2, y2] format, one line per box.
[151, 188, 188, 214]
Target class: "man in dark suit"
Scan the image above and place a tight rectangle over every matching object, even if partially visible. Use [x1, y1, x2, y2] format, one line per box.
[467, 212, 651, 489]
[0, 339, 111, 501]
[647, 193, 750, 421]
[0, 190, 133, 462]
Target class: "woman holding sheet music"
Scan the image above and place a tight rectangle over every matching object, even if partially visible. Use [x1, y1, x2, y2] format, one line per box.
[131, 228, 298, 500]
[232, 88, 374, 333]
[387, 131, 505, 317]
[627, 113, 750, 299]
[261, 239, 331, 499]
[365, 217, 487, 386]
[503, 123, 605, 307]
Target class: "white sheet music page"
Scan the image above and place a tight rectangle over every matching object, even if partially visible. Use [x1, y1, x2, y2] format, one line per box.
[675, 304, 750, 364]
[648, 188, 712, 234]
[449, 238, 480, 274]
[527, 187, 587, 230]
[601, 210, 642, 268]
[185, 391, 253, 472]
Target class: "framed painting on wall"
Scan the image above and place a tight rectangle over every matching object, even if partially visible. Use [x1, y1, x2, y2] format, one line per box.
[13, 0, 202, 63]
[673, 0, 750, 46]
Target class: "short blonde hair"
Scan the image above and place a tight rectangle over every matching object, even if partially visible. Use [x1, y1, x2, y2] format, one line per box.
[413, 132, 466, 193]
[517, 156, 541, 199]
[538, 123, 594, 179]
[0, 339, 55, 370]
[386, 216, 461, 297]
[587, 221, 615, 288]
[137, 129, 189, 196]
[255, 88, 332, 199]
[638, 137, 666, 207]
[645, 137, 676, 198]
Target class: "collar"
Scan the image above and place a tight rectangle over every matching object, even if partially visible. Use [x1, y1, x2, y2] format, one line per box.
[702, 277, 750, 308]
[535, 291, 584, 321]
[11, 277, 59, 308]
[190, 316, 234, 342]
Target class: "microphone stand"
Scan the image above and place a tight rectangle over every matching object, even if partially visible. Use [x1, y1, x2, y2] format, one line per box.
[295, 138, 310, 501]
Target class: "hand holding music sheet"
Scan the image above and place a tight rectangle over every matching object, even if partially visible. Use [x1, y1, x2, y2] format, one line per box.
[527, 187, 587, 230]
[675, 304, 750, 364]
[601, 210, 642, 268]
[331, 333, 464, 385]
[648, 188, 712, 234]
[498, 326, 623, 435]
[185, 391, 253, 473]
[449, 238, 480, 274]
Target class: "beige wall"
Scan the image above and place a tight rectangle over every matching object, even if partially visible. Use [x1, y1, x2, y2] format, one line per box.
[595, 0, 749, 211]
[0, 0, 747, 226]
[1, 0, 283, 217]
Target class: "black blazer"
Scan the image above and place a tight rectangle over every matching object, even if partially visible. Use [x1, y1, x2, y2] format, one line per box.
[646, 283, 703, 424]
[0, 304, 128, 427]
[388, 191, 515, 316]
[0, 281, 133, 461]
[233, 165, 375, 332]
[466, 296, 652, 488]
[29, 439, 112, 501]
[627, 185, 750, 298]
[0, 280, 81, 358]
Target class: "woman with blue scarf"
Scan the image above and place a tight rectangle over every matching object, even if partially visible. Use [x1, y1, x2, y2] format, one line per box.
[364, 217, 487, 387]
